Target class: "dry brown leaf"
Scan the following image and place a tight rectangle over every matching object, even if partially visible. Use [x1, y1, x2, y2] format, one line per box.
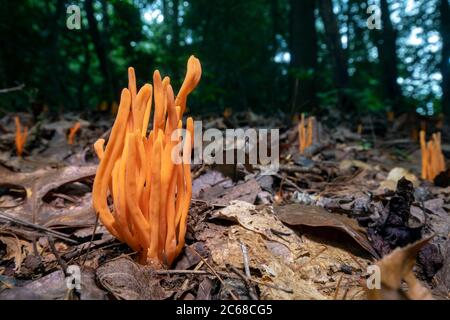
[367, 236, 434, 300]
[194, 173, 261, 205]
[0, 234, 32, 272]
[96, 258, 173, 300]
[275, 203, 379, 258]
[0, 165, 96, 226]
[205, 201, 371, 299]
[0, 268, 106, 300]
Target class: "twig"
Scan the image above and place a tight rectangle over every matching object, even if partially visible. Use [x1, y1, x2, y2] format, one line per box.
[51, 193, 80, 204]
[333, 274, 344, 300]
[174, 260, 204, 300]
[296, 245, 327, 269]
[239, 242, 258, 300]
[348, 253, 368, 269]
[277, 164, 322, 175]
[0, 213, 78, 244]
[274, 173, 302, 192]
[0, 84, 25, 94]
[227, 265, 258, 300]
[188, 246, 239, 300]
[240, 242, 251, 278]
[240, 242, 258, 298]
[64, 238, 117, 262]
[48, 235, 68, 276]
[341, 287, 349, 300]
[154, 269, 293, 294]
[81, 213, 99, 268]
[191, 199, 227, 208]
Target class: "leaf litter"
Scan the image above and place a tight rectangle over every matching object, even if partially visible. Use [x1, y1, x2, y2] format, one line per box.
[0, 111, 449, 300]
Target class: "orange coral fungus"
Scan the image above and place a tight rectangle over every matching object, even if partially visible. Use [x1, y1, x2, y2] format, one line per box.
[67, 121, 81, 145]
[14, 116, 28, 157]
[387, 111, 394, 122]
[298, 114, 314, 154]
[357, 123, 363, 135]
[420, 130, 446, 181]
[92, 56, 201, 266]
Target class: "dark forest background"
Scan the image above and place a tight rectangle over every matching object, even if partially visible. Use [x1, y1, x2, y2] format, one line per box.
[0, 0, 449, 120]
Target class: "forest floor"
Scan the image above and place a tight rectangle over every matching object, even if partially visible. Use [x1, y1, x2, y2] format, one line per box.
[0, 111, 449, 300]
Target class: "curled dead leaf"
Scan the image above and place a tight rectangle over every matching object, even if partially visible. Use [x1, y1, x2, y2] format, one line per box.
[367, 236, 434, 300]
[275, 203, 379, 258]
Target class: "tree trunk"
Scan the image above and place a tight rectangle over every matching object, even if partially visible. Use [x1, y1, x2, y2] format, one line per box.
[171, 0, 180, 80]
[48, 0, 66, 108]
[318, 0, 353, 112]
[271, 0, 279, 54]
[375, 0, 402, 112]
[440, 0, 450, 117]
[85, 0, 116, 104]
[289, 0, 318, 113]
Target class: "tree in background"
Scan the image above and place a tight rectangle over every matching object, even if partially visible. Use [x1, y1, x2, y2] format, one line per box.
[440, 0, 450, 117]
[289, 0, 318, 114]
[374, 0, 403, 112]
[85, 0, 117, 104]
[318, 0, 354, 112]
[0, 0, 447, 121]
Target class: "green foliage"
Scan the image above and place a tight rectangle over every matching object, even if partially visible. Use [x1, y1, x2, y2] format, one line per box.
[0, 0, 446, 117]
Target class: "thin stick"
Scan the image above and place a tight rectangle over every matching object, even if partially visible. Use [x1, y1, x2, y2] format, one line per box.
[274, 173, 302, 192]
[248, 277, 294, 294]
[153, 269, 294, 293]
[341, 287, 349, 300]
[239, 241, 258, 299]
[228, 265, 258, 300]
[174, 260, 204, 300]
[333, 274, 344, 300]
[0, 213, 78, 244]
[81, 213, 99, 268]
[188, 246, 239, 300]
[48, 235, 68, 276]
[296, 246, 327, 269]
[240, 241, 251, 277]
[0, 84, 25, 94]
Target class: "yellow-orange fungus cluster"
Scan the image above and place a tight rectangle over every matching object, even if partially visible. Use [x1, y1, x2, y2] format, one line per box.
[420, 130, 446, 181]
[14, 116, 27, 157]
[387, 111, 394, 122]
[92, 56, 201, 266]
[68, 121, 81, 145]
[298, 114, 314, 154]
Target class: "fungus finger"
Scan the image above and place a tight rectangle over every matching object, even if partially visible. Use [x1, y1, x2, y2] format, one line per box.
[175, 56, 202, 115]
[148, 133, 163, 259]
[134, 84, 152, 132]
[420, 130, 427, 180]
[125, 133, 151, 250]
[94, 139, 105, 160]
[176, 118, 194, 255]
[141, 85, 153, 137]
[93, 89, 131, 237]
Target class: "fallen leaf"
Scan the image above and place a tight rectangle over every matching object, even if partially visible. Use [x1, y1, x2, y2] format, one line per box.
[193, 171, 261, 205]
[196, 278, 214, 300]
[96, 258, 172, 300]
[205, 202, 371, 299]
[379, 167, 419, 191]
[0, 268, 106, 300]
[0, 234, 32, 272]
[367, 236, 434, 300]
[0, 165, 97, 226]
[274, 203, 379, 258]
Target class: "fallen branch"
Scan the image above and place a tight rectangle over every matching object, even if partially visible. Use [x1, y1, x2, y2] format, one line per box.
[0, 84, 25, 94]
[0, 213, 78, 244]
